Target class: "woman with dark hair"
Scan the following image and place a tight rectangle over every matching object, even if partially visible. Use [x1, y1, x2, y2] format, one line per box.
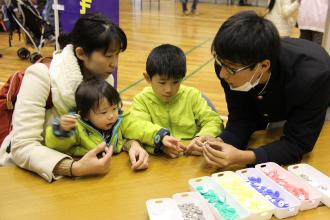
[265, 0, 299, 37]
[0, 12, 133, 182]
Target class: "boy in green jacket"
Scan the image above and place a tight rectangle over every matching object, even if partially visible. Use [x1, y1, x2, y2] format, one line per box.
[45, 78, 183, 171]
[130, 44, 224, 158]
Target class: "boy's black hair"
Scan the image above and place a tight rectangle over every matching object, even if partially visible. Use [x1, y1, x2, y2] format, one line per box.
[75, 78, 122, 118]
[146, 44, 186, 80]
[58, 12, 127, 55]
[212, 11, 280, 69]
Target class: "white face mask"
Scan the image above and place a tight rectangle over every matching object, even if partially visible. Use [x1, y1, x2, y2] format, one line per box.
[230, 65, 263, 92]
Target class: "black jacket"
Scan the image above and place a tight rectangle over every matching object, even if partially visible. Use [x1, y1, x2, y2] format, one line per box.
[217, 38, 330, 165]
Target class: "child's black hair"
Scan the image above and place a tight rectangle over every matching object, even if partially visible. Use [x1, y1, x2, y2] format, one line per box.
[58, 12, 127, 55]
[75, 78, 122, 119]
[146, 44, 186, 80]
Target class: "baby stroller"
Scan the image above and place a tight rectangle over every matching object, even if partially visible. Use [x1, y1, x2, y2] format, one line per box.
[5, 0, 54, 63]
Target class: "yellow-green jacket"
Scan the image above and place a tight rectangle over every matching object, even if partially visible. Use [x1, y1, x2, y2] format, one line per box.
[130, 85, 224, 153]
[45, 112, 162, 157]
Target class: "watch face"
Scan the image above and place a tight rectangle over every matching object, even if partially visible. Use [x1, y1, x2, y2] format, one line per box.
[155, 134, 161, 144]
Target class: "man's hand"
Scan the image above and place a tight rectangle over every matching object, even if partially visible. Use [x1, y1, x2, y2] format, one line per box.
[203, 141, 256, 168]
[185, 135, 223, 156]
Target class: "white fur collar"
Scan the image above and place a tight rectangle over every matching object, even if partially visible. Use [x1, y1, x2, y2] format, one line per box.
[49, 44, 114, 115]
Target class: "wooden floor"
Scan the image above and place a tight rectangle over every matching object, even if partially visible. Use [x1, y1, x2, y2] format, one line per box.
[0, 0, 299, 117]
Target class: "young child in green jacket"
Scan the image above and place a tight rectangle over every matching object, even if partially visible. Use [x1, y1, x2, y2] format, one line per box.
[45, 78, 183, 171]
[130, 44, 224, 158]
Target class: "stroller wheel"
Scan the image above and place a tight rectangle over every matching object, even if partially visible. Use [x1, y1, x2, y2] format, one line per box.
[29, 52, 43, 63]
[17, 48, 30, 59]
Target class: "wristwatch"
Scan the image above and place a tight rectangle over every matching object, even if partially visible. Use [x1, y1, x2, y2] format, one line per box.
[154, 128, 170, 154]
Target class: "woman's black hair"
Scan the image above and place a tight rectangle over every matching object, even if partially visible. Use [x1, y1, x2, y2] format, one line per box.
[58, 12, 127, 55]
[75, 78, 122, 119]
[211, 11, 280, 69]
[146, 44, 186, 80]
[267, 0, 276, 13]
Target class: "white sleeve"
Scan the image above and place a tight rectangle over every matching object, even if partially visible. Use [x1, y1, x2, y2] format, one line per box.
[281, 0, 299, 18]
[10, 63, 70, 182]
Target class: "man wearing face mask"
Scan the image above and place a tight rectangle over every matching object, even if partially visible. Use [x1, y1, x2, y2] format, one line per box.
[187, 11, 330, 168]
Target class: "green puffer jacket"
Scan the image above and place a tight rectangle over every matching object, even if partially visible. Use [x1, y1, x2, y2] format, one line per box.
[131, 85, 224, 139]
[45, 112, 162, 157]
[130, 85, 224, 153]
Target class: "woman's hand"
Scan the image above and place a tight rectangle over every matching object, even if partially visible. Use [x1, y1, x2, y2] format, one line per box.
[71, 142, 113, 176]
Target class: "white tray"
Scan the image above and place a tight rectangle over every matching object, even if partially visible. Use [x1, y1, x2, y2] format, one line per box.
[236, 168, 301, 219]
[173, 191, 215, 220]
[189, 176, 250, 220]
[288, 163, 330, 208]
[146, 198, 184, 220]
[211, 171, 274, 220]
[255, 162, 322, 211]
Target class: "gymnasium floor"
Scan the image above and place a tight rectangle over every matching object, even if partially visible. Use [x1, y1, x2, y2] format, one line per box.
[0, 0, 299, 118]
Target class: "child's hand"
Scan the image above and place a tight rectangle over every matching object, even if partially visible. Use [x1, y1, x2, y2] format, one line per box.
[128, 141, 149, 171]
[60, 114, 77, 132]
[161, 136, 186, 158]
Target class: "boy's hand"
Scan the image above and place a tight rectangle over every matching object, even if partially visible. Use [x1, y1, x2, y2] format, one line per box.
[60, 115, 77, 132]
[185, 135, 223, 156]
[161, 136, 185, 158]
[128, 141, 149, 171]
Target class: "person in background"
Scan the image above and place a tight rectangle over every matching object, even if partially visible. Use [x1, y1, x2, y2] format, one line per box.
[265, 0, 299, 37]
[180, 0, 199, 15]
[238, 0, 251, 6]
[297, 0, 328, 45]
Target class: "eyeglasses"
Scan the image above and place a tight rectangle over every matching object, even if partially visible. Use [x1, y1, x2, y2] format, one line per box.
[213, 52, 255, 75]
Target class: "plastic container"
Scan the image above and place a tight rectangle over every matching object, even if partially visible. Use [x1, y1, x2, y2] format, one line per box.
[189, 176, 250, 220]
[211, 171, 274, 220]
[288, 163, 330, 208]
[236, 168, 301, 219]
[172, 192, 215, 220]
[255, 162, 322, 211]
[146, 198, 184, 220]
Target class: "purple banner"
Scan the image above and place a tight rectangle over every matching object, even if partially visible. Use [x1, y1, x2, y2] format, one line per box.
[59, 0, 119, 87]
